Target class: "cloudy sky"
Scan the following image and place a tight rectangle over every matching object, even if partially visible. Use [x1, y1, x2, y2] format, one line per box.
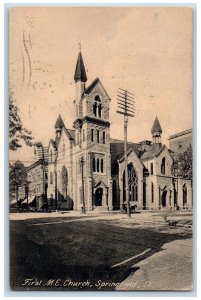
[9, 7, 192, 165]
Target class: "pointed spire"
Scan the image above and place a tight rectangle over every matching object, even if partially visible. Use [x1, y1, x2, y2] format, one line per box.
[74, 51, 87, 83]
[55, 114, 65, 129]
[151, 116, 162, 135]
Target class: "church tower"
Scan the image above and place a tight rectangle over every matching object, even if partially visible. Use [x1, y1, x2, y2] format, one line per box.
[151, 116, 162, 143]
[72, 51, 112, 211]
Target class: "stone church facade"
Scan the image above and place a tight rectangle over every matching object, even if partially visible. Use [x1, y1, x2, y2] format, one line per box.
[46, 51, 192, 211]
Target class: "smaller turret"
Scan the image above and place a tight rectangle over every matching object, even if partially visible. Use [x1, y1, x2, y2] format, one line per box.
[151, 116, 162, 143]
[55, 114, 65, 139]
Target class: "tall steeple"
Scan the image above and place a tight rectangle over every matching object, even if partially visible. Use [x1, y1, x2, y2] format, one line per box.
[74, 51, 87, 119]
[74, 51, 87, 83]
[151, 116, 162, 143]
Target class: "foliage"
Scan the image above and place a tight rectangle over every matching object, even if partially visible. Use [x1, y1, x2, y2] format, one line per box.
[9, 90, 34, 150]
[175, 144, 192, 180]
[9, 161, 27, 196]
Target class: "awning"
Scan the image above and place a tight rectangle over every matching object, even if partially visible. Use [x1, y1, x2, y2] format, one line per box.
[21, 196, 35, 205]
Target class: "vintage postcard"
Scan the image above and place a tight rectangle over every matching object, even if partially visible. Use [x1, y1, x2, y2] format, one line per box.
[9, 7, 193, 291]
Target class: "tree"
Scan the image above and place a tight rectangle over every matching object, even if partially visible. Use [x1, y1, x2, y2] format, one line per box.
[9, 160, 27, 200]
[9, 90, 34, 150]
[176, 144, 192, 180]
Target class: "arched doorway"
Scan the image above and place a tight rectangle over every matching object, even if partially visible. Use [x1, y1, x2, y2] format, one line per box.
[123, 163, 138, 202]
[95, 188, 103, 206]
[183, 184, 187, 207]
[161, 190, 167, 207]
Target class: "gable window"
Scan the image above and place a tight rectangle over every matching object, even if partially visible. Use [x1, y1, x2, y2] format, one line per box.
[93, 95, 102, 118]
[91, 129, 94, 142]
[93, 102, 97, 116]
[150, 163, 153, 175]
[97, 130, 100, 143]
[103, 131, 106, 144]
[98, 104, 102, 118]
[161, 157, 166, 175]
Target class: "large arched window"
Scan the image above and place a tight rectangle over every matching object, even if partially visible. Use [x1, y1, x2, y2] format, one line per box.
[123, 163, 138, 202]
[161, 157, 166, 175]
[61, 165, 68, 200]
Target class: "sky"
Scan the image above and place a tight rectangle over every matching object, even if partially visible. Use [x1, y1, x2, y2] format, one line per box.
[9, 7, 192, 165]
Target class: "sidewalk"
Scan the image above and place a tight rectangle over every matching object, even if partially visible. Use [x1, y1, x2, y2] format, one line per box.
[117, 238, 192, 291]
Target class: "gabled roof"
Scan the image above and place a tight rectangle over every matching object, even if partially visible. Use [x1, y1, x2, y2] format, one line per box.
[110, 139, 140, 169]
[151, 116, 162, 135]
[74, 51, 87, 83]
[84, 77, 111, 101]
[139, 143, 174, 161]
[63, 127, 75, 141]
[49, 139, 57, 149]
[55, 114, 65, 129]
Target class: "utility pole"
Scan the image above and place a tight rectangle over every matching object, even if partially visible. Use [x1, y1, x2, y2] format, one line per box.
[117, 88, 135, 218]
[80, 156, 86, 213]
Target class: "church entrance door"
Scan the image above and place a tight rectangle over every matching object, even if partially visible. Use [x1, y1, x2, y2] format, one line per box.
[95, 188, 103, 206]
[161, 190, 167, 207]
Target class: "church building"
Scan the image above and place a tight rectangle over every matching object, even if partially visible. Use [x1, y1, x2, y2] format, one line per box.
[46, 51, 192, 211]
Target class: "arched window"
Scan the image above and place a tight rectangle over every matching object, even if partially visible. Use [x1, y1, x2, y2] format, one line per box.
[150, 163, 153, 175]
[91, 129, 94, 142]
[50, 172, 53, 184]
[97, 158, 100, 172]
[101, 159, 104, 173]
[161, 157, 166, 175]
[83, 129, 85, 141]
[62, 143, 65, 157]
[183, 183, 187, 206]
[93, 158, 96, 172]
[97, 130, 100, 143]
[151, 182, 154, 203]
[103, 131, 106, 144]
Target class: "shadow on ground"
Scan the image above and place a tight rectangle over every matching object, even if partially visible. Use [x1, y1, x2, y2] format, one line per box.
[9, 217, 192, 291]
